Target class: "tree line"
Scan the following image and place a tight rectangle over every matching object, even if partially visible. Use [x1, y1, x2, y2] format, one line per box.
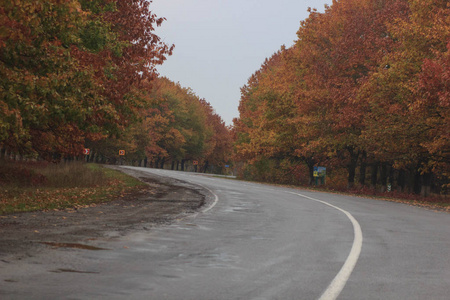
[232, 0, 449, 196]
[0, 0, 232, 173]
[85, 77, 233, 174]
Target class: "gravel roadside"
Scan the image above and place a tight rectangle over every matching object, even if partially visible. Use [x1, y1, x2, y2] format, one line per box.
[0, 167, 209, 262]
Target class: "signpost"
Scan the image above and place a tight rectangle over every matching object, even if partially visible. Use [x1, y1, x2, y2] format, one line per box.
[313, 166, 326, 186]
[118, 150, 126, 165]
[83, 148, 90, 162]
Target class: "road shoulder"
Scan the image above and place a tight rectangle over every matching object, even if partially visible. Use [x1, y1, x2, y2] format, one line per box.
[0, 167, 208, 262]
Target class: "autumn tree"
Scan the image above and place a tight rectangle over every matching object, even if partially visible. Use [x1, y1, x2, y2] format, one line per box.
[200, 98, 233, 173]
[86, 76, 232, 173]
[233, 47, 314, 184]
[416, 41, 450, 183]
[0, 0, 172, 160]
[360, 0, 450, 194]
[233, 0, 449, 194]
[151, 78, 232, 173]
[292, 0, 412, 187]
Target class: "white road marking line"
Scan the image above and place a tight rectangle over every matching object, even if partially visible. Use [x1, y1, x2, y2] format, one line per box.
[122, 166, 219, 214]
[196, 182, 219, 214]
[289, 192, 363, 300]
[160, 178, 219, 214]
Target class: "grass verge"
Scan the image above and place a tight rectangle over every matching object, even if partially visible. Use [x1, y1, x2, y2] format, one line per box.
[0, 160, 147, 214]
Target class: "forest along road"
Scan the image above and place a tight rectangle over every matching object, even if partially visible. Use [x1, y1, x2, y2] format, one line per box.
[1, 167, 450, 300]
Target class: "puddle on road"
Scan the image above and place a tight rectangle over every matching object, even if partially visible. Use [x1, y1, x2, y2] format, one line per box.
[50, 269, 99, 274]
[178, 251, 239, 269]
[41, 242, 109, 251]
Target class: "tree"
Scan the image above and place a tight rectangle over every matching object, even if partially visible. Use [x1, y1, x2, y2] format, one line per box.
[293, 0, 412, 187]
[233, 0, 449, 193]
[361, 0, 449, 193]
[416, 41, 450, 181]
[90, 77, 232, 172]
[0, 0, 172, 160]
[200, 99, 233, 173]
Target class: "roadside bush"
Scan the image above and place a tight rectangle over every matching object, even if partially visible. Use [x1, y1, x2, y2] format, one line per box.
[37, 162, 105, 188]
[0, 160, 106, 188]
[0, 160, 146, 214]
[0, 160, 47, 187]
[324, 168, 348, 191]
[238, 158, 310, 186]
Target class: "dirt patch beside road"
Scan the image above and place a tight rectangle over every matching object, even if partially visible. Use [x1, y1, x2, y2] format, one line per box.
[0, 167, 210, 262]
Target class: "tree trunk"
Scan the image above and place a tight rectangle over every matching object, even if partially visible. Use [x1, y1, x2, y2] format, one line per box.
[379, 163, 388, 192]
[389, 166, 394, 191]
[370, 163, 378, 190]
[171, 161, 175, 170]
[305, 157, 315, 186]
[181, 159, 186, 171]
[413, 168, 421, 195]
[421, 172, 432, 197]
[348, 165, 356, 188]
[346, 148, 359, 189]
[398, 169, 405, 192]
[359, 151, 367, 186]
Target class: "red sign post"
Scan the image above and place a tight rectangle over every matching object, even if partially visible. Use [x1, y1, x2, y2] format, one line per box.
[84, 148, 90, 155]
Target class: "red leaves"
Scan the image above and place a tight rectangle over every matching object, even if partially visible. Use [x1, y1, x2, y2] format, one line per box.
[414, 40, 450, 172]
[234, 0, 450, 191]
[0, 0, 173, 160]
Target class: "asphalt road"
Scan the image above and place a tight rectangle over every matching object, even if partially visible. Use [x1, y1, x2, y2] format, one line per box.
[2, 167, 450, 299]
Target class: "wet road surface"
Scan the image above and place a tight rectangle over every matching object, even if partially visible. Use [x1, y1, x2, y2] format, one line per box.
[1, 167, 449, 299]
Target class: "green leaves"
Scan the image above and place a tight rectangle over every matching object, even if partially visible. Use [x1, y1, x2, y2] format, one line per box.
[1, 0, 173, 159]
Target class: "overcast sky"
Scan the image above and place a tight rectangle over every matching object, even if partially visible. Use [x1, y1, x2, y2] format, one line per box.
[151, 0, 330, 126]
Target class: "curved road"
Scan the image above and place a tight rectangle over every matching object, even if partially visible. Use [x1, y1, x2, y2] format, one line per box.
[2, 167, 450, 299]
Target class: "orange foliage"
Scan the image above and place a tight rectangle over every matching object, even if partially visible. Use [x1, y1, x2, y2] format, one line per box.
[233, 0, 450, 194]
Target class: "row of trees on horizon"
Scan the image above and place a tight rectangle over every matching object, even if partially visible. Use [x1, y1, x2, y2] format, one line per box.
[84, 77, 233, 174]
[232, 0, 449, 195]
